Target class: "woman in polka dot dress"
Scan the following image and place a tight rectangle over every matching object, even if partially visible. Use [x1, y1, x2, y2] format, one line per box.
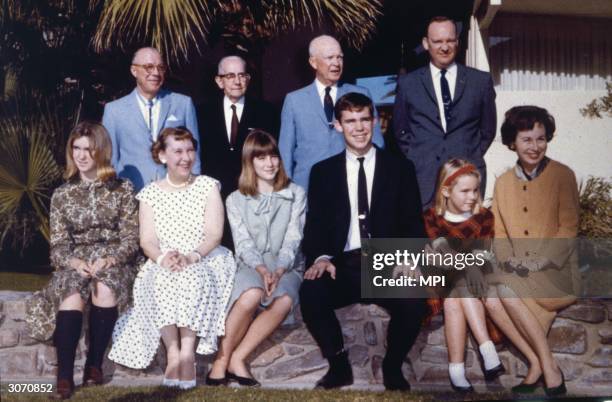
[109, 127, 236, 390]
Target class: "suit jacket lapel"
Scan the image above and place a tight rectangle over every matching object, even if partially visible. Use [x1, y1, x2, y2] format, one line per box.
[239, 97, 255, 142]
[217, 97, 231, 147]
[157, 90, 171, 136]
[309, 82, 329, 126]
[336, 152, 351, 230]
[453, 64, 467, 105]
[129, 90, 150, 134]
[419, 68, 437, 105]
[370, 147, 385, 215]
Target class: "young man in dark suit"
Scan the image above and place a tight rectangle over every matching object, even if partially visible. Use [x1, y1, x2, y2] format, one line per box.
[300, 92, 428, 391]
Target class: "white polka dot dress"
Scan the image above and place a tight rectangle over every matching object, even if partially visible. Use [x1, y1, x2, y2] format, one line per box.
[109, 176, 236, 369]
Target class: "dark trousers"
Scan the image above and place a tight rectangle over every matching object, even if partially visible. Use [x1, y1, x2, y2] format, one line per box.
[300, 250, 428, 364]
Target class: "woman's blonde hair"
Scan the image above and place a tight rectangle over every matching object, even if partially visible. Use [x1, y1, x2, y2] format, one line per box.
[433, 158, 482, 215]
[64, 121, 116, 181]
[238, 130, 289, 196]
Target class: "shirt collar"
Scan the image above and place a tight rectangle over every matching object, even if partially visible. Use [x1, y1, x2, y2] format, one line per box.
[314, 79, 338, 97]
[223, 95, 245, 109]
[443, 210, 471, 223]
[135, 90, 158, 106]
[429, 62, 457, 77]
[345, 145, 375, 163]
[514, 157, 550, 181]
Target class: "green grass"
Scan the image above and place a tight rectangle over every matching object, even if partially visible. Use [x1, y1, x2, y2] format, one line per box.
[0, 272, 50, 291]
[0, 385, 518, 402]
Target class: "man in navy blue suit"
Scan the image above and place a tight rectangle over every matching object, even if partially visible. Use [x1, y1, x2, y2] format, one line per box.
[279, 35, 384, 191]
[393, 16, 496, 208]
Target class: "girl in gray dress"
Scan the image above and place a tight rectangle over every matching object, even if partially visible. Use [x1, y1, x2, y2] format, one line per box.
[207, 130, 306, 387]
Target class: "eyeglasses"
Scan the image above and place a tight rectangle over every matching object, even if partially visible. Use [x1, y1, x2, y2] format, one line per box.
[132, 63, 168, 74]
[218, 72, 250, 81]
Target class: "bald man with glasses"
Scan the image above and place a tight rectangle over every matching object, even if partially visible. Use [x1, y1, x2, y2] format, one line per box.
[102, 47, 200, 191]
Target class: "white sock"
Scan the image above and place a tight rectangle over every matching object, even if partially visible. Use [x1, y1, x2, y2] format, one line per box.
[449, 362, 471, 387]
[179, 379, 197, 390]
[162, 377, 180, 387]
[479, 340, 501, 370]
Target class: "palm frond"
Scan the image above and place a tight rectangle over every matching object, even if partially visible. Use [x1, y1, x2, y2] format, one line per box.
[92, 0, 382, 62]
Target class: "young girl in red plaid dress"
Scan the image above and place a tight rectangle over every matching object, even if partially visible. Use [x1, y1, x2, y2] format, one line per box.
[423, 158, 504, 392]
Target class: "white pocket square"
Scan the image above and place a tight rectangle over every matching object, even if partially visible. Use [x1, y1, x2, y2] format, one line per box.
[166, 114, 179, 122]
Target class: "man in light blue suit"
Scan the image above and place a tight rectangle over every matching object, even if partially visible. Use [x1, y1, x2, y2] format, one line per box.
[279, 35, 384, 191]
[102, 47, 200, 191]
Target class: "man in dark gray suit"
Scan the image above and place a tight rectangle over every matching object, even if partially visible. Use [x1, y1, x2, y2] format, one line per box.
[393, 16, 496, 208]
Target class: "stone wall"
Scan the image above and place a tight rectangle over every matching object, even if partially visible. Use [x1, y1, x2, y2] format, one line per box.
[1, 291, 610, 395]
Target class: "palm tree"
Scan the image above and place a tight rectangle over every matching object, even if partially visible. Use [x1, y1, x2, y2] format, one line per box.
[91, 0, 383, 62]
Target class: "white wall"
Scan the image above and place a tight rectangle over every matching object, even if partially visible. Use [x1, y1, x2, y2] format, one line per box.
[483, 90, 611, 201]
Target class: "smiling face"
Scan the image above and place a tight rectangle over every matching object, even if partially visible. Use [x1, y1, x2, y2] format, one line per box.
[334, 107, 375, 156]
[72, 136, 97, 180]
[513, 123, 548, 172]
[159, 135, 195, 180]
[309, 37, 344, 86]
[423, 20, 458, 70]
[253, 153, 280, 183]
[215, 56, 250, 103]
[442, 174, 480, 214]
[130, 48, 165, 98]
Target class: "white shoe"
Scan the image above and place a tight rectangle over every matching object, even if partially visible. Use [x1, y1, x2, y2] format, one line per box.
[179, 379, 197, 390]
[162, 377, 180, 387]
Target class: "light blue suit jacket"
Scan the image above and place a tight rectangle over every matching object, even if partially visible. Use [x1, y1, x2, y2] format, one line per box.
[278, 81, 384, 190]
[102, 89, 200, 191]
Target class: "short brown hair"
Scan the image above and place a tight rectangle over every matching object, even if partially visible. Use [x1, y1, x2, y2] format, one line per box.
[500, 106, 555, 148]
[151, 127, 198, 164]
[238, 130, 290, 196]
[64, 121, 116, 181]
[334, 92, 374, 122]
[425, 16, 458, 37]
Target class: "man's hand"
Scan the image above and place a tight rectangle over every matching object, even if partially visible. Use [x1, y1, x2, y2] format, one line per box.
[304, 259, 336, 280]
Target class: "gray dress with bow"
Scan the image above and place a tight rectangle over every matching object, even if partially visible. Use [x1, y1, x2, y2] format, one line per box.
[226, 182, 306, 324]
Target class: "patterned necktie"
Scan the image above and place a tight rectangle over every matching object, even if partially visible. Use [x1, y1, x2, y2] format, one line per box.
[230, 104, 239, 149]
[324, 86, 334, 127]
[147, 99, 154, 137]
[440, 69, 452, 129]
[357, 157, 370, 239]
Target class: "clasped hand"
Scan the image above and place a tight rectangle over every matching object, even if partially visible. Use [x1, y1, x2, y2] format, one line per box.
[71, 257, 116, 278]
[160, 251, 199, 272]
[256, 265, 286, 296]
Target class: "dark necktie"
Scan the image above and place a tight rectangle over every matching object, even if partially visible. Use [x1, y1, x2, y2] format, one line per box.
[324, 86, 334, 126]
[440, 69, 452, 129]
[357, 157, 370, 239]
[230, 104, 239, 149]
[147, 99, 154, 136]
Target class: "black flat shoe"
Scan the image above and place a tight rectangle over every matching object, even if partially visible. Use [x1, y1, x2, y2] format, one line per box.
[544, 370, 566, 397]
[484, 363, 506, 381]
[450, 381, 474, 393]
[511, 375, 543, 394]
[227, 371, 261, 387]
[205, 371, 228, 386]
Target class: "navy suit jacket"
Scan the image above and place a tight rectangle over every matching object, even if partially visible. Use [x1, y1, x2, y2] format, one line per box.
[279, 81, 384, 191]
[102, 88, 200, 191]
[302, 147, 425, 267]
[393, 64, 496, 207]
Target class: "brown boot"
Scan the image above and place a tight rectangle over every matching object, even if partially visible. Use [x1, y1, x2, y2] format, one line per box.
[82, 366, 104, 386]
[51, 378, 74, 400]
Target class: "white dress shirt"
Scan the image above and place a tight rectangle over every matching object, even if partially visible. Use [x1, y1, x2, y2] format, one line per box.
[429, 62, 457, 132]
[223, 96, 245, 142]
[136, 92, 160, 140]
[314, 79, 338, 107]
[345, 146, 376, 251]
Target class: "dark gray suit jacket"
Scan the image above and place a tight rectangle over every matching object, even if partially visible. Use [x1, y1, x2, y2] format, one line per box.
[393, 64, 496, 208]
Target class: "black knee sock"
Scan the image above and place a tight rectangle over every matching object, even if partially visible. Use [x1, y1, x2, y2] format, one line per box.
[54, 310, 83, 381]
[86, 305, 118, 369]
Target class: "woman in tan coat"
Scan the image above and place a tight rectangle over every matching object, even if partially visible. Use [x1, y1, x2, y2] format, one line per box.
[489, 106, 580, 397]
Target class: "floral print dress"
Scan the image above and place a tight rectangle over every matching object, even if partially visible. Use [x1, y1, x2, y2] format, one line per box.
[26, 178, 140, 341]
